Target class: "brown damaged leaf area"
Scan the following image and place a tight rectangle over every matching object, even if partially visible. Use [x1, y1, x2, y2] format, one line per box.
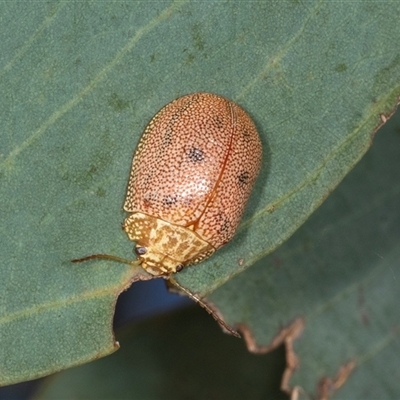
[317, 360, 356, 400]
[190, 302, 357, 400]
[239, 318, 356, 400]
[237, 317, 305, 396]
[164, 259, 372, 400]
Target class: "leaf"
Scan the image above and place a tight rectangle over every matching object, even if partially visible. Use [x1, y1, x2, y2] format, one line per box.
[1, 0, 400, 385]
[34, 308, 288, 400]
[208, 110, 400, 398]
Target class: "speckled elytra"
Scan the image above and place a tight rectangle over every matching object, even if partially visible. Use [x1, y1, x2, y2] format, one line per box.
[73, 92, 262, 337]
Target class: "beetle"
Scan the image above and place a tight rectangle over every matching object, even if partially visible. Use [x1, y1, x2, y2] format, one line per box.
[73, 93, 262, 336]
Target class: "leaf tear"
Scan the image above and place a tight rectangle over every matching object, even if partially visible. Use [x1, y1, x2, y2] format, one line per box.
[237, 317, 306, 395]
[239, 317, 305, 355]
[317, 360, 356, 400]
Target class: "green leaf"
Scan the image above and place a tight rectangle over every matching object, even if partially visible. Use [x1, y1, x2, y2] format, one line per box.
[1, 0, 400, 386]
[34, 308, 288, 400]
[208, 110, 400, 398]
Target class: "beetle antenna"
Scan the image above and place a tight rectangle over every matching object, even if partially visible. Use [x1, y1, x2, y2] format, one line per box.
[72, 254, 140, 267]
[168, 276, 240, 338]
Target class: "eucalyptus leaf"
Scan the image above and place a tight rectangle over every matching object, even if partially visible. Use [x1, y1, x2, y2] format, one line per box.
[1, 0, 400, 386]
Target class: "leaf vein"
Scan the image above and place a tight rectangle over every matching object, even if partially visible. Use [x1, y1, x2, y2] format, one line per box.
[0, 0, 188, 171]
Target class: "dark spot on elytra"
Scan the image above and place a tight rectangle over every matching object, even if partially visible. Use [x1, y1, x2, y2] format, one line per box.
[238, 171, 250, 187]
[213, 115, 224, 129]
[162, 127, 173, 147]
[162, 195, 178, 207]
[188, 147, 204, 162]
[143, 192, 159, 207]
[215, 213, 231, 235]
[162, 100, 194, 148]
[242, 129, 251, 139]
[220, 218, 230, 234]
